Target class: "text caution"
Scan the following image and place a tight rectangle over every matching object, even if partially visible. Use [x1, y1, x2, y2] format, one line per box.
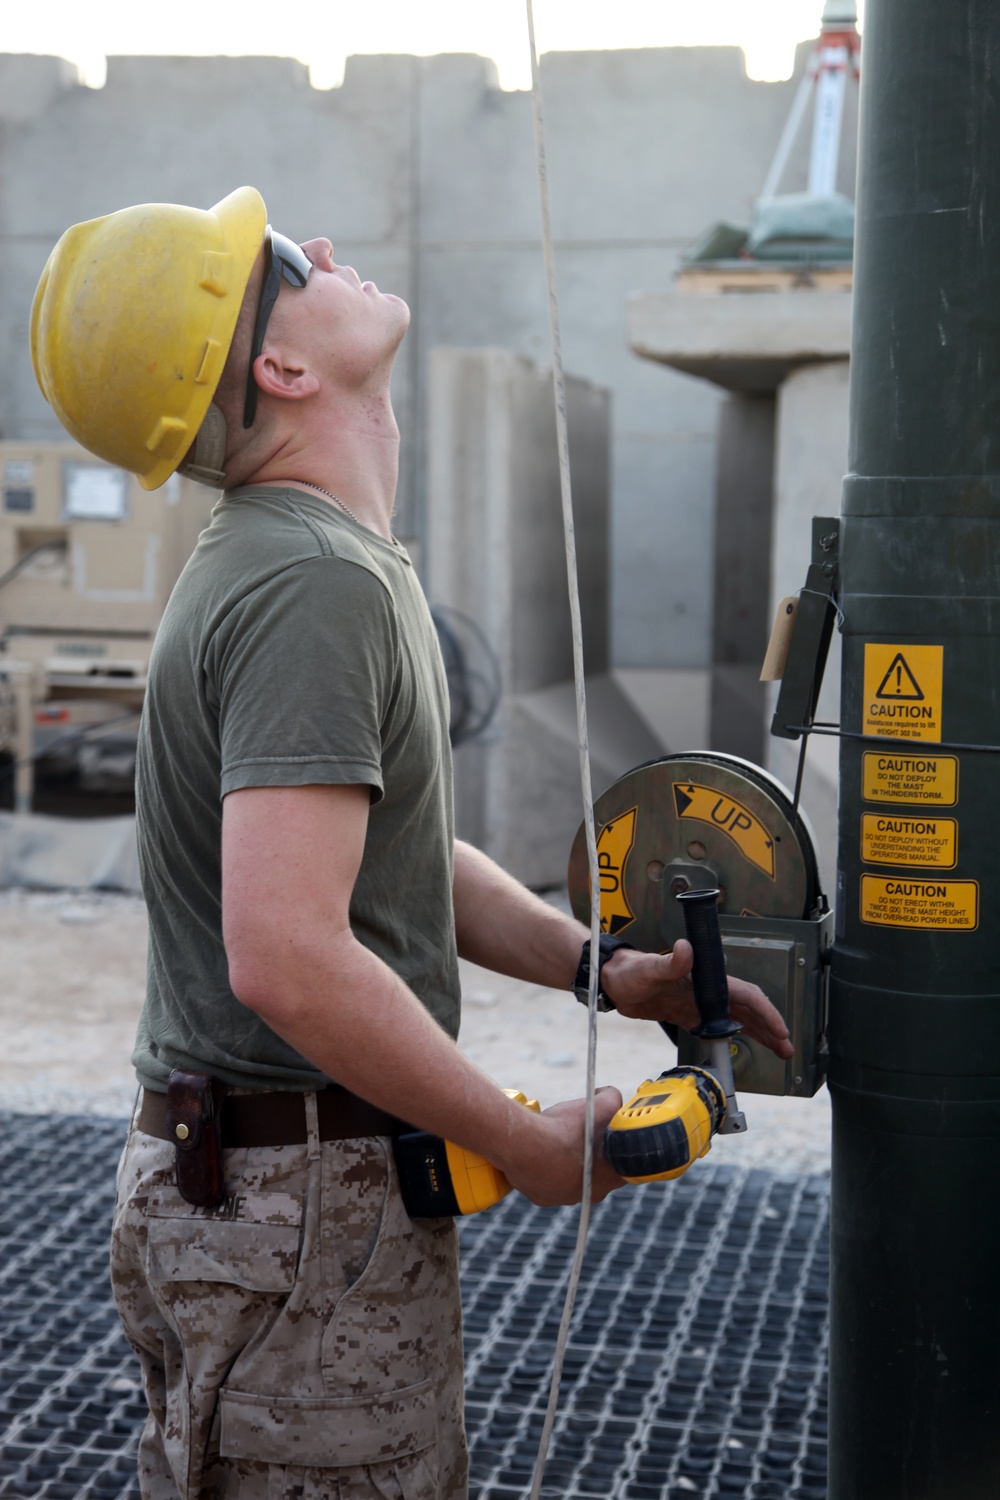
[863, 644, 943, 741]
[860, 875, 978, 931]
[860, 814, 957, 869]
[862, 752, 958, 806]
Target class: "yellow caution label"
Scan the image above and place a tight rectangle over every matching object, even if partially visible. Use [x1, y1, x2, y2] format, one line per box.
[863, 643, 943, 741]
[596, 806, 637, 936]
[862, 751, 958, 806]
[672, 783, 775, 879]
[860, 875, 978, 931]
[860, 814, 957, 869]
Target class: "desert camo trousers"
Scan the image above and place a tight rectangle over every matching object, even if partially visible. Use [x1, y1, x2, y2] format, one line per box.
[111, 1099, 468, 1500]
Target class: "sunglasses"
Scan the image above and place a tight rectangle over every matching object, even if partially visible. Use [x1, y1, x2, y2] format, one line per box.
[242, 227, 313, 429]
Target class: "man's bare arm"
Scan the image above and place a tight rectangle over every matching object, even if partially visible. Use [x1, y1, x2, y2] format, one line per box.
[222, 784, 623, 1205]
[452, 839, 793, 1059]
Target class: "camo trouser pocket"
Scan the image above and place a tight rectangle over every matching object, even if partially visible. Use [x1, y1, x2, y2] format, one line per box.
[220, 1383, 440, 1499]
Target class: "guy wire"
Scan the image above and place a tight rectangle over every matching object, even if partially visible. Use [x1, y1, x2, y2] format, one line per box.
[525, 5, 604, 1498]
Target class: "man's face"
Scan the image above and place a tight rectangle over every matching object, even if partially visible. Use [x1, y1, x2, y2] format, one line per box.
[271, 237, 411, 390]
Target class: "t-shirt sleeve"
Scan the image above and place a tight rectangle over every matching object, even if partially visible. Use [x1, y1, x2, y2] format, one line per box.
[207, 555, 397, 800]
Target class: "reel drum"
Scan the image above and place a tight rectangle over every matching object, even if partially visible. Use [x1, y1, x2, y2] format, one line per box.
[568, 753, 831, 1097]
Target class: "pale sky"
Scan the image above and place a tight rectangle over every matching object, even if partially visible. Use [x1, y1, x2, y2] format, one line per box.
[6, 0, 854, 92]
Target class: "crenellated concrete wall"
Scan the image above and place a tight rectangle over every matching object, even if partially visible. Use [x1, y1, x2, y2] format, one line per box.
[0, 44, 852, 685]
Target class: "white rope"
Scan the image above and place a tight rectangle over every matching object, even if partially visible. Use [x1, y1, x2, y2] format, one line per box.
[525, 4, 604, 1497]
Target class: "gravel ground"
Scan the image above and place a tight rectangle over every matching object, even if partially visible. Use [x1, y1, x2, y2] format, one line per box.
[0, 888, 831, 1176]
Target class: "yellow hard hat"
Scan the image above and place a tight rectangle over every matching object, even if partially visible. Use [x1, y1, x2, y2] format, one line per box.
[30, 186, 266, 491]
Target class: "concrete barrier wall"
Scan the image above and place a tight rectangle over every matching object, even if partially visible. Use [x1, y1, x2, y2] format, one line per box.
[0, 44, 851, 687]
[427, 347, 661, 886]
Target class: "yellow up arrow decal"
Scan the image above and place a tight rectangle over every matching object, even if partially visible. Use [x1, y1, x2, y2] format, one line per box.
[595, 806, 638, 935]
[672, 784, 776, 879]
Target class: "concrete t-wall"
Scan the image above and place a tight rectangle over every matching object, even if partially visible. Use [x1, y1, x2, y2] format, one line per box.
[2, 42, 842, 684]
[427, 347, 661, 886]
[710, 393, 777, 764]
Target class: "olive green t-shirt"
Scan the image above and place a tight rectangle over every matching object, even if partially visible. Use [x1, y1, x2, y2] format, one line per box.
[132, 486, 458, 1092]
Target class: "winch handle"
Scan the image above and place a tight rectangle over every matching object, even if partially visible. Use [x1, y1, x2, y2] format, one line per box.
[675, 888, 743, 1041]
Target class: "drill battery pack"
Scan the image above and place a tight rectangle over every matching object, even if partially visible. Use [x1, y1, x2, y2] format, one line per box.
[393, 1090, 540, 1218]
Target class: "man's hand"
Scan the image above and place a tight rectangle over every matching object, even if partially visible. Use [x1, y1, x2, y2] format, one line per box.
[495, 1087, 625, 1207]
[599, 940, 794, 1061]
[450, 841, 793, 1061]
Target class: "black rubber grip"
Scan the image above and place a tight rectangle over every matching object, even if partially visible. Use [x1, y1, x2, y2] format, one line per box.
[604, 1114, 691, 1179]
[675, 887, 742, 1040]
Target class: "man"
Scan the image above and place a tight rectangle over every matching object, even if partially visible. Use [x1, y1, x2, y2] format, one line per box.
[32, 188, 792, 1500]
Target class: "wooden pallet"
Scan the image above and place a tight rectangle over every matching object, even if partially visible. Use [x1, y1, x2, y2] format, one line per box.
[676, 261, 853, 294]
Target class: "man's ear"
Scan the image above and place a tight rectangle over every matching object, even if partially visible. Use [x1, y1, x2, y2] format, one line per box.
[252, 350, 321, 403]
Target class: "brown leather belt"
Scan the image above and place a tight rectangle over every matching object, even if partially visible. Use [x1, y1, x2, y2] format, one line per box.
[138, 1085, 407, 1148]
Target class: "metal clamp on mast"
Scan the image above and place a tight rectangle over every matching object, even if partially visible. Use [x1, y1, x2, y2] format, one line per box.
[768, 516, 840, 744]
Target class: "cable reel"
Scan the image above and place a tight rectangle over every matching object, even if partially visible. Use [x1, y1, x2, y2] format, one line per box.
[567, 752, 833, 1097]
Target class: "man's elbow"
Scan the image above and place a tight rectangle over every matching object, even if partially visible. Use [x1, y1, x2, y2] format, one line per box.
[224, 914, 354, 1031]
[224, 911, 303, 1028]
[227, 940, 287, 1027]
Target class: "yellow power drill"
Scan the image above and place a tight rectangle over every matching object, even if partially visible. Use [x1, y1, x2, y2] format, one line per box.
[395, 888, 745, 1214]
[603, 886, 749, 1183]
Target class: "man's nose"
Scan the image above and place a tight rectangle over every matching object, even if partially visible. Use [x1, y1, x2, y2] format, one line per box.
[300, 238, 335, 271]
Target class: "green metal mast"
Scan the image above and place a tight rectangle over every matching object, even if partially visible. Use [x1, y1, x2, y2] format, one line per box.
[830, 1, 1000, 1495]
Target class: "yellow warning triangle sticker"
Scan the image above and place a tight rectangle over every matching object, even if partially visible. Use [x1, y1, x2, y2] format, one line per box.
[875, 652, 924, 701]
[863, 642, 942, 741]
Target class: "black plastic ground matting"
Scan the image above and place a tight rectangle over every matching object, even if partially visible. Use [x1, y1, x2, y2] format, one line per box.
[0, 1115, 829, 1499]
